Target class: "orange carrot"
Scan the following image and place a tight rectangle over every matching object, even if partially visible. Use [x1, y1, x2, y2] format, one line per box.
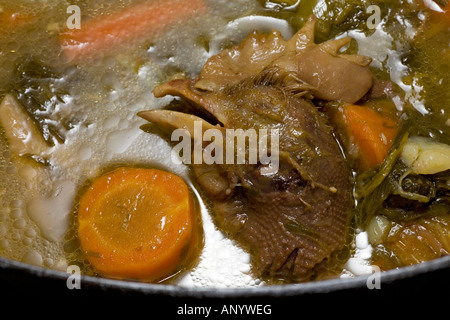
[77, 167, 201, 282]
[342, 104, 398, 170]
[59, 0, 207, 62]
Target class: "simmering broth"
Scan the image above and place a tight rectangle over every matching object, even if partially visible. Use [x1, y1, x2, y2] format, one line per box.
[0, 0, 449, 286]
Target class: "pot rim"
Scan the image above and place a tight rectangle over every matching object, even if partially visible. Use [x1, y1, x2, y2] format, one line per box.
[1, 254, 449, 298]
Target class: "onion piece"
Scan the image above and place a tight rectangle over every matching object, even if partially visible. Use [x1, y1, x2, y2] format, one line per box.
[401, 136, 450, 175]
[367, 215, 392, 246]
[0, 94, 49, 157]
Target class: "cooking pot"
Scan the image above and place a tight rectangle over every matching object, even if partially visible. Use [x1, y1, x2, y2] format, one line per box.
[1, 254, 449, 301]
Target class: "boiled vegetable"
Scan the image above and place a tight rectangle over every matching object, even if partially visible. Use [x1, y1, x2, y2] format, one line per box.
[354, 110, 450, 227]
[0, 94, 49, 156]
[59, 0, 207, 62]
[377, 215, 450, 267]
[341, 104, 398, 171]
[401, 136, 450, 175]
[357, 157, 449, 225]
[8, 59, 69, 145]
[77, 167, 201, 282]
[366, 214, 391, 246]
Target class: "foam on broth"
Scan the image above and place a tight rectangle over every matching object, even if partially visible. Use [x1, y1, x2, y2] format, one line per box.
[1, 0, 448, 287]
[0, 0, 264, 286]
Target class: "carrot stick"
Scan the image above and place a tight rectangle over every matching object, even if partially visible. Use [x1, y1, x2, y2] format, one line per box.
[77, 167, 202, 282]
[342, 104, 398, 170]
[59, 0, 207, 62]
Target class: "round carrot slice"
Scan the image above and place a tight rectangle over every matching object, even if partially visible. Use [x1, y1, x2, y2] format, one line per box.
[77, 167, 201, 282]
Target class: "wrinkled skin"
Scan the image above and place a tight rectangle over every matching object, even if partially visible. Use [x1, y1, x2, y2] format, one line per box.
[139, 16, 373, 282]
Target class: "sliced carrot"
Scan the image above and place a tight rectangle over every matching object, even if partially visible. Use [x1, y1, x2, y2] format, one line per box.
[341, 104, 398, 170]
[77, 167, 201, 282]
[59, 0, 207, 62]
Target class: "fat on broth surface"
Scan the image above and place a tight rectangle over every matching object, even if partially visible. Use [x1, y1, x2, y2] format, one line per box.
[0, 0, 448, 286]
[0, 0, 266, 287]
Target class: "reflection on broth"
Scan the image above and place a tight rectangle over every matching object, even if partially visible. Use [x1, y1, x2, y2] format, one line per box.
[0, 0, 448, 286]
[0, 0, 262, 286]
